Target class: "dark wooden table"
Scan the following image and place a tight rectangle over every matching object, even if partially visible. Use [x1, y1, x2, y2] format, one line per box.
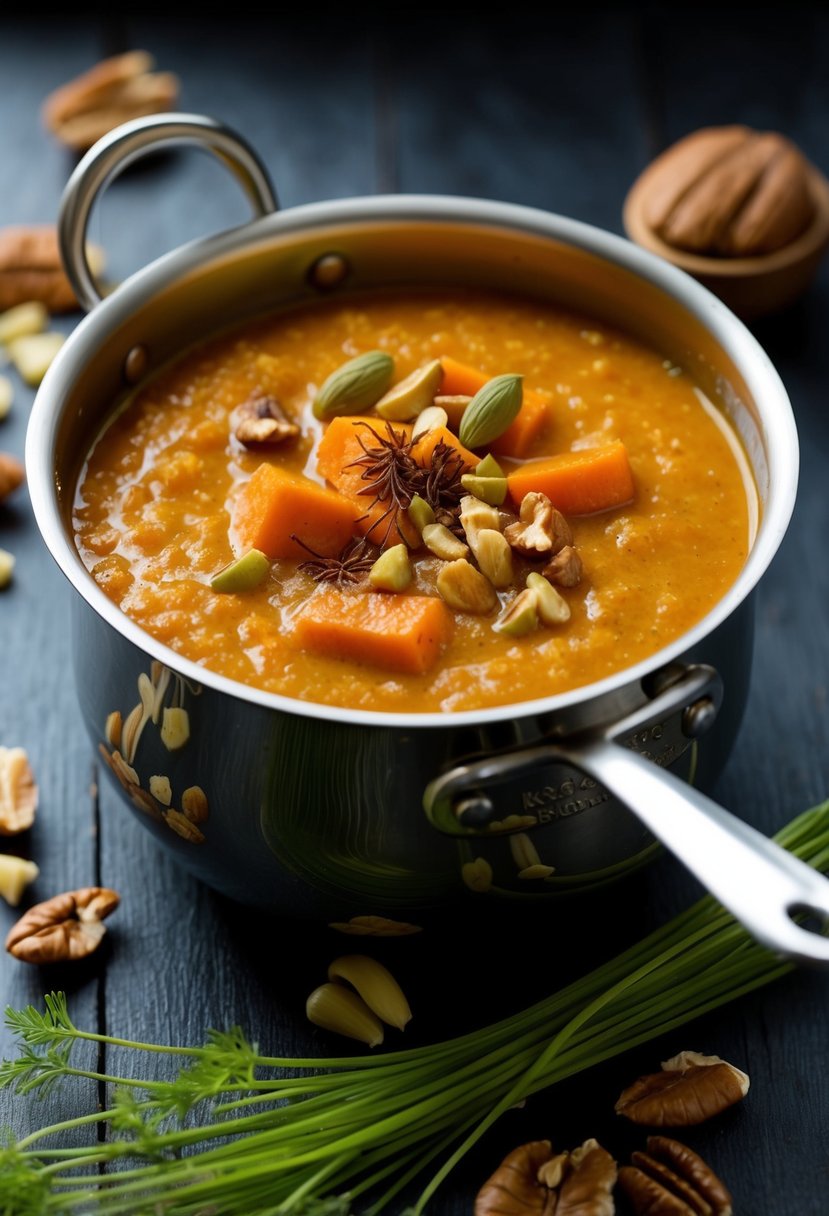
[2, 11, 828, 1214]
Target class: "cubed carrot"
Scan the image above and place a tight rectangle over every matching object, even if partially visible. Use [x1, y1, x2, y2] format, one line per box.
[292, 590, 453, 674]
[507, 440, 635, 515]
[316, 416, 419, 547]
[439, 356, 550, 458]
[411, 424, 478, 472]
[232, 463, 358, 558]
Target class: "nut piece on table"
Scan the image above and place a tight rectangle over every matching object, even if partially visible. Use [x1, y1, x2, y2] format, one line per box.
[232, 393, 300, 447]
[0, 548, 15, 590]
[327, 914, 423, 937]
[437, 558, 497, 614]
[5, 887, 120, 963]
[616, 1050, 750, 1126]
[0, 453, 25, 504]
[475, 1138, 617, 1216]
[42, 50, 181, 152]
[505, 492, 572, 558]
[0, 226, 103, 313]
[0, 747, 38, 835]
[543, 544, 583, 588]
[619, 1136, 733, 1216]
[0, 854, 39, 906]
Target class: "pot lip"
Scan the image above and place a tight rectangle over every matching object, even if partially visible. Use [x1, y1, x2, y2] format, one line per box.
[28, 193, 799, 729]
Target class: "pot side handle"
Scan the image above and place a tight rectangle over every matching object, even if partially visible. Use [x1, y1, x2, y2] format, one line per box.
[58, 113, 279, 313]
[424, 664, 829, 966]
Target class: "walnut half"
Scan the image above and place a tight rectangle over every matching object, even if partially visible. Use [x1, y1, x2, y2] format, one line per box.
[615, 1050, 750, 1126]
[619, 1135, 733, 1215]
[232, 393, 300, 447]
[5, 887, 120, 964]
[504, 492, 572, 559]
[474, 1137, 617, 1216]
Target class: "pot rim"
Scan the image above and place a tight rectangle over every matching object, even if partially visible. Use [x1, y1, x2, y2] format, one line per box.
[27, 193, 799, 729]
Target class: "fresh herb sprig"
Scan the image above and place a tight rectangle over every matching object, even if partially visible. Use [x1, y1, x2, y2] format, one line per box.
[3, 803, 829, 1216]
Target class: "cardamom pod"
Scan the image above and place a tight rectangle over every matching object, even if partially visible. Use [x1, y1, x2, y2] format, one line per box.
[313, 350, 394, 420]
[458, 374, 523, 449]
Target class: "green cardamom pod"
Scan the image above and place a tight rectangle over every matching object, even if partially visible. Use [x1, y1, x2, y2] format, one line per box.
[313, 351, 394, 420]
[458, 374, 523, 449]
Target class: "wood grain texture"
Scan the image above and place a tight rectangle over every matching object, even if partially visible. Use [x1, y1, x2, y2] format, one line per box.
[0, 10, 827, 1215]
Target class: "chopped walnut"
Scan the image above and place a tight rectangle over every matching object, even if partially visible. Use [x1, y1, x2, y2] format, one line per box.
[475, 1138, 617, 1216]
[543, 544, 583, 588]
[504, 492, 572, 558]
[0, 747, 38, 834]
[616, 1050, 749, 1126]
[0, 452, 25, 503]
[232, 393, 300, 447]
[5, 887, 120, 963]
[620, 1135, 733, 1215]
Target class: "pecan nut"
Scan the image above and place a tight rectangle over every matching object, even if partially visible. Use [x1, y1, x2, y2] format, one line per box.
[475, 1138, 617, 1216]
[0, 453, 25, 504]
[616, 1050, 749, 1126]
[42, 51, 180, 152]
[0, 746, 38, 835]
[5, 887, 120, 963]
[232, 393, 300, 447]
[505, 492, 572, 558]
[641, 125, 815, 257]
[619, 1136, 733, 1216]
[0, 226, 95, 313]
[542, 545, 583, 588]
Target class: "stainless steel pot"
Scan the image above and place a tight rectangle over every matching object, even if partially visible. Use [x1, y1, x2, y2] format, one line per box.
[26, 114, 829, 962]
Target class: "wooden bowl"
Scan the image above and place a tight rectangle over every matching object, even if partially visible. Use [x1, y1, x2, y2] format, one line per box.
[623, 161, 829, 320]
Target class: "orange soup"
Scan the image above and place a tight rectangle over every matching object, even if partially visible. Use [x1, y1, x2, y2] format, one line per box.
[73, 291, 753, 712]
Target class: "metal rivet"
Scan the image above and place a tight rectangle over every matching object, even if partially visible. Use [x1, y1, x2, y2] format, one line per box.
[308, 253, 350, 292]
[681, 697, 718, 739]
[123, 345, 149, 384]
[455, 795, 495, 827]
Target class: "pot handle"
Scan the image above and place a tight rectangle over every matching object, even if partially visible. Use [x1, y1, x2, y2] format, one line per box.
[424, 665, 829, 965]
[58, 113, 279, 312]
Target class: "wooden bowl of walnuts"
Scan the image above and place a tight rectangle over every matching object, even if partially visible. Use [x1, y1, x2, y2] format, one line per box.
[623, 125, 829, 319]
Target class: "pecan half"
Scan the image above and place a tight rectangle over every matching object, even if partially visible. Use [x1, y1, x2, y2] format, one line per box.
[505, 492, 572, 558]
[619, 1136, 732, 1216]
[6, 887, 120, 963]
[475, 1138, 617, 1216]
[0, 226, 93, 313]
[616, 1051, 749, 1126]
[0, 453, 25, 504]
[232, 393, 300, 447]
[0, 747, 38, 835]
[542, 545, 583, 588]
[42, 51, 180, 152]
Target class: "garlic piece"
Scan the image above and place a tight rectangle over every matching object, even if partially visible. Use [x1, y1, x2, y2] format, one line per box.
[328, 954, 412, 1031]
[306, 981, 384, 1047]
[7, 332, 65, 387]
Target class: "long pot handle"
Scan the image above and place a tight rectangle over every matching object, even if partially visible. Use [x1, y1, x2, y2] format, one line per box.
[58, 113, 278, 312]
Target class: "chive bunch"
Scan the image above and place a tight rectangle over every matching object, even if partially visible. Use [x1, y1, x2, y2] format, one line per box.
[2, 802, 828, 1216]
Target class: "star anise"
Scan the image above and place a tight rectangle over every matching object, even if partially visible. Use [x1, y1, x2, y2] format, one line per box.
[422, 440, 467, 538]
[293, 535, 378, 584]
[343, 422, 426, 544]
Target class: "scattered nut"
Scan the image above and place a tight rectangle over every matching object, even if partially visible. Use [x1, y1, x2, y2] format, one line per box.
[306, 981, 384, 1047]
[412, 404, 449, 440]
[461, 857, 493, 893]
[0, 226, 103, 313]
[128, 785, 163, 821]
[43, 51, 181, 152]
[621, 1136, 733, 1216]
[526, 572, 571, 626]
[422, 522, 469, 561]
[474, 529, 514, 588]
[369, 543, 413, 592]
[164, 808, 205, 844]
[616, 1050, 750, 1126]
[232, 392, 300, 447]
[437, 558, 498, 614]
[328, 954, 412, 1031]
[0, 747, 38, 835]
[543, 545, 583, 588]
[98, 746, 139, 791]
[181, 785, 209, 824]
[475, 1138, 617, 1216]
[504, 492, 571, 558]
[149, 775, 172, 806]
[0, 301, 48, 345]
[5, 887, 119, 963]
[0, 855, 39, 906]
[8, 332, 65, 387]
[0, 375, 12, 420]
[328, 915, 423, 937]
[460, 494, 502, 553]
[0, 548, 15, 589]
[0, 453, 24, 503]
[493, 588, 539, 637]
[161, 707, 190, 751]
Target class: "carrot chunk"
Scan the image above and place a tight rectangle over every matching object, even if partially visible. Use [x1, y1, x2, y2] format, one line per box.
[411, 424, 478, 472]
[292, 590, 453, 674]
[232, 463, 358, 559]
[439, 356, 549, 457]
[316, 416, 419, 547]
[507, 441, 635, 515]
